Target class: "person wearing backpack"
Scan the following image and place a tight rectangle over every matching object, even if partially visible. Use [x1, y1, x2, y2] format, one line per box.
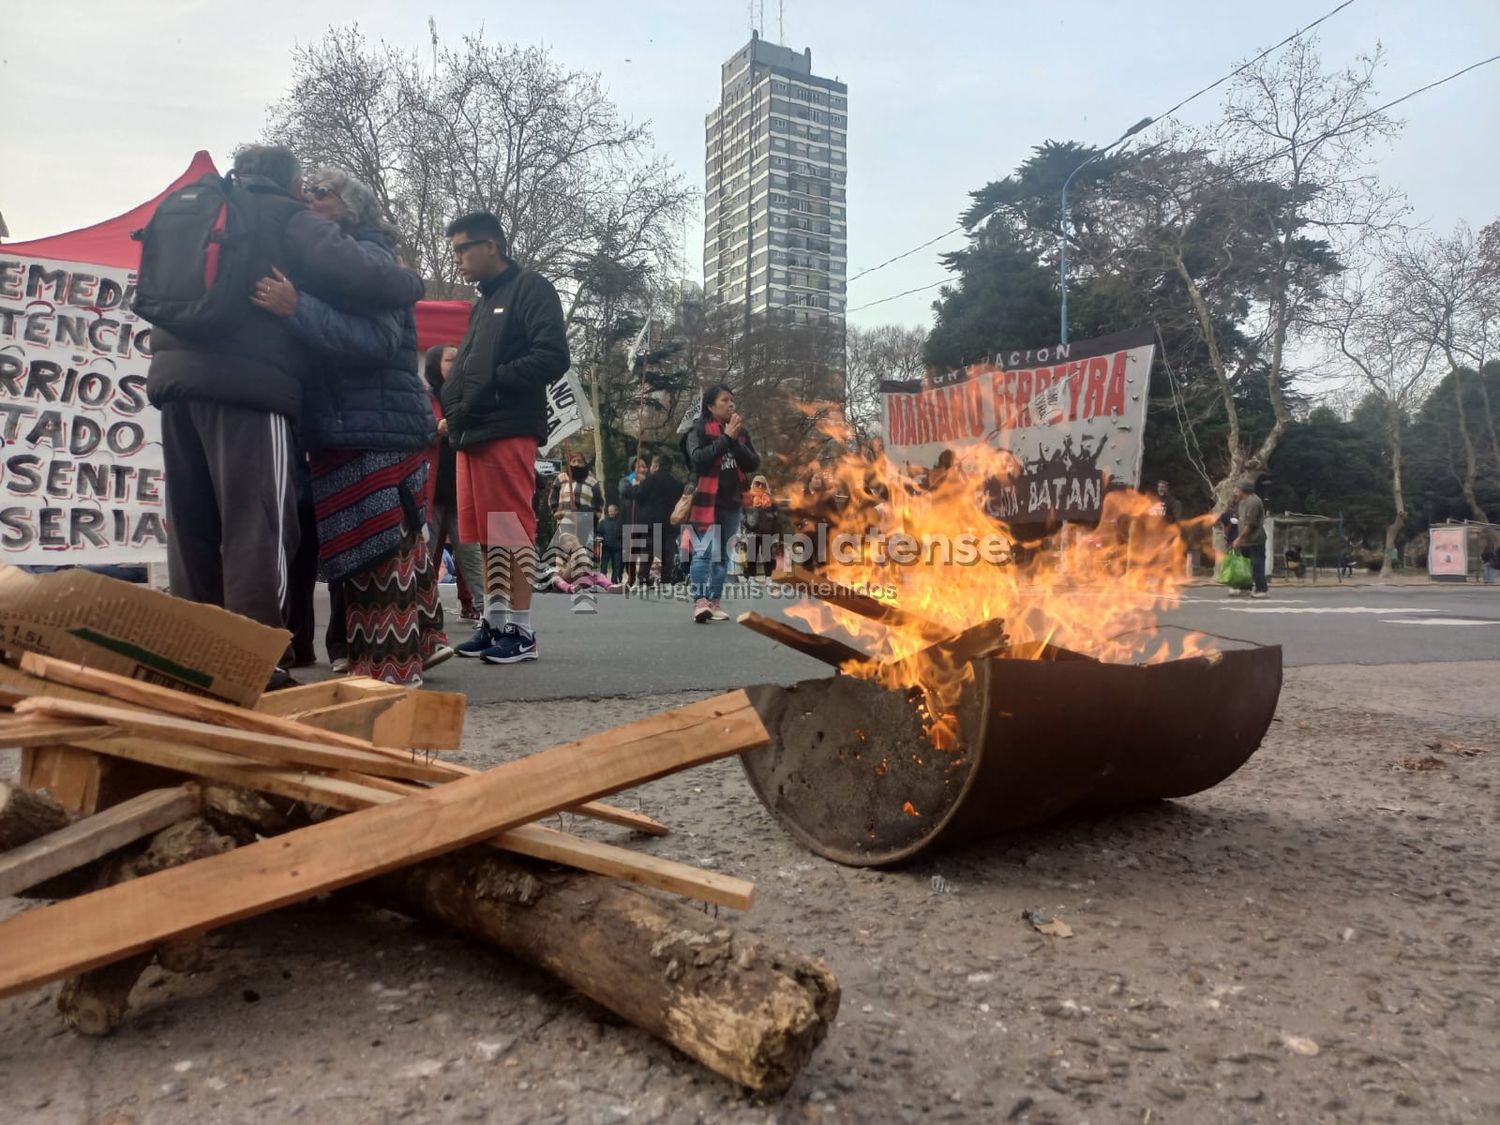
[141, 144, 423, 666]
[249, 166, 449, 687]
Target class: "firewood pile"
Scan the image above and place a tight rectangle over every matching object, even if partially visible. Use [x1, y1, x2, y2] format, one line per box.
[0, 653, 838, 1094]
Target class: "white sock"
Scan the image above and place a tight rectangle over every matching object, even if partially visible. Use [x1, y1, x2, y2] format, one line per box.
[506, 609, 532, 634]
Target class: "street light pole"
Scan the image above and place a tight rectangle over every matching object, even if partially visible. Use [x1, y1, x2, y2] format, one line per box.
[1058, 117, 1153, 344]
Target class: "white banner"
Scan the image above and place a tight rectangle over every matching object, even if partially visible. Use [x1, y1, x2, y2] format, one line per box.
[880, 327, 1155, 523]
[543, 368, 594, 453]
[0, 255, 167, 564]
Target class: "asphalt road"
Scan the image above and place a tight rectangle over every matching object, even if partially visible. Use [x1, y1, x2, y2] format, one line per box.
[310, 578, 1500, 703]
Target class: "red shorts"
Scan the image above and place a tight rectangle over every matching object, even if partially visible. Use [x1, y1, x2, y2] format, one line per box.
[457, 436, 539, 548]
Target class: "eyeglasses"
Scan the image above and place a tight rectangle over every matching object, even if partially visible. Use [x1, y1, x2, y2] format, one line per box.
[451, 239, 493, 258]
[307, 185, 342, 202]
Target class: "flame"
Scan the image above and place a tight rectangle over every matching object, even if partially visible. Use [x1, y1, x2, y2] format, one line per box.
[779, 428, 1215, 749]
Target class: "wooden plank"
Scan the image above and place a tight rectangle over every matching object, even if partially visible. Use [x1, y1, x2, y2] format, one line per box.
[66, 734, 397, 811]
[496, 823, 753, 909]
[291, 699, 667, 838]
[10, 661, 660, 838]
[901, 617, 1011, 669]
[785, 565, 950, 640]
[284, 696, 407, 741]
[0, 720, 112, 748]
[19, 746, 103, 815]
[18, 654, 409, 755]
[49, 740, 720, 906]
[0, 786, 202, 899]
[0, 690, 766, 997]
[249, 677, 404, 719]
[14, 698, 453, 784]
[325, 773, 748, 907]
[369, 691, 467, 750]
[737, 612, 869, 669]
[249, 681, 345, 716]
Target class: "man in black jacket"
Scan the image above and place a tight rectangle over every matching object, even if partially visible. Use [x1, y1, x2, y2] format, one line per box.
[146, 144, 424, 641]
[440, 212, 571, 665]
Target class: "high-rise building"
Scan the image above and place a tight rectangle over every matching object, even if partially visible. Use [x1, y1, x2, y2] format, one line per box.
[703, 32, 847, 327]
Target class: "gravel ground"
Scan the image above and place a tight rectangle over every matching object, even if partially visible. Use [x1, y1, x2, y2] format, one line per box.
[2, 660, 1498, 1124]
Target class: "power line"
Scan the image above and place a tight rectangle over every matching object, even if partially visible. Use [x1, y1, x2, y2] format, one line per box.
[1144, 0, 1358, 126]
[846, 226, 963, 285]
[1159, 50, 1500, 197]
[847, 49, 1500, 316]
[845, 0, 1361, 292]
[846, 277, 949, 313]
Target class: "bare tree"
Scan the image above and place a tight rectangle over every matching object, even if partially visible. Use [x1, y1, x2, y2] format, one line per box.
[266, 27, 693, 306]
[1318, 270, 1434, 574]
[845, 324, 926, 446]
[1389, 225, 1498, 521]
[1094, 39, 1402, 502]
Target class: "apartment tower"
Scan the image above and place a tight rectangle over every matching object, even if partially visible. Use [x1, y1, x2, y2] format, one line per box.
[703, 33, 848, 327]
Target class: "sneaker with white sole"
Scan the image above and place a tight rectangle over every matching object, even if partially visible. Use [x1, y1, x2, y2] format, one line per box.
[330, 656, 350, 673]
[693, 597, 713, 623]
[708, 599, 730, 621]
[422, 644, 456, 671]
[480, 623, 538, 664]
[1250, 590, 1269, 599]
[456, 620, 501, 657]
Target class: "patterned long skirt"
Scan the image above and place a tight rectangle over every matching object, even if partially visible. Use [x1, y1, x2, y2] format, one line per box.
[310, 449, 447, 685]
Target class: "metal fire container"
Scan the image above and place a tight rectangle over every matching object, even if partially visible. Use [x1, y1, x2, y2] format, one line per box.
[741, 644, 1283, 866]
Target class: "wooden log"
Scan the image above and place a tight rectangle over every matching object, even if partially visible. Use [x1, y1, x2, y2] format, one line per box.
[785, 565, 949, 640]
[372, 848, 838, 1093]
[736, 612, 869, 669]
[0, 690, 767, 997]
[0, 786, 201, 900]
[898, 616, 1011, 670]
[0, 781, 69, 852]
[56, 817, 237, 1036]
[13, 698, 453, 784]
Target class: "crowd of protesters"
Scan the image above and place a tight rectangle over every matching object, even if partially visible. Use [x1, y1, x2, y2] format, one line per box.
[148, 141, 1307, 675]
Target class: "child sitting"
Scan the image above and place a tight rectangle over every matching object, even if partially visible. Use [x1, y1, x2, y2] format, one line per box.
[547, 533, 623, 594]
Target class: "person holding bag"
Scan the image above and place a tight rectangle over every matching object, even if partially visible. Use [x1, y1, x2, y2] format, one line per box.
[682, 384, 758, 622]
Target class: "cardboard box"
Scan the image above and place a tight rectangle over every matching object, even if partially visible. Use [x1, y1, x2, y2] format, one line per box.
[0, 566, 287, 707]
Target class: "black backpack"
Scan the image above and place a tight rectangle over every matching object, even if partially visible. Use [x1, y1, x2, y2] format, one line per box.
[131, 172, 259, 340]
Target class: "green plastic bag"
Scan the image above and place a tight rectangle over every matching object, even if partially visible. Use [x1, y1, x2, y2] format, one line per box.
[1217, 551, 1253, 589]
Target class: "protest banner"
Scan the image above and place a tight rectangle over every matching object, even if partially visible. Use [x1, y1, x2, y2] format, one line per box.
[0, 255, 166, 564]
[544, 369, 594, 453]
[880, 327, 1155, 524]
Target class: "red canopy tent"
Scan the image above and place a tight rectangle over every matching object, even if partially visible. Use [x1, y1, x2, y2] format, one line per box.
[1, 151, 470, 351]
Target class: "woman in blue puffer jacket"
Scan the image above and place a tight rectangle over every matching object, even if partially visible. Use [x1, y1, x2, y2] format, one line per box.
[250, 168, 449, 685]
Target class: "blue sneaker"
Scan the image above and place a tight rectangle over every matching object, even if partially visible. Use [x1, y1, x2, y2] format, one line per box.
[480, 623, 538, 664]
[455, 620, 501, 657]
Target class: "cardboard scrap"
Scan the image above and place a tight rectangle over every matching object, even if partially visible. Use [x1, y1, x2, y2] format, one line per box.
[0, 566, 286, 707]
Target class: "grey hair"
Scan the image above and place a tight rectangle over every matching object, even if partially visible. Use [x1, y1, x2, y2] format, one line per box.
[305, 166, 396, 236]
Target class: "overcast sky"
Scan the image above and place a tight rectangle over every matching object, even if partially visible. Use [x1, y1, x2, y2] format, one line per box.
[3, 0, 1497, 333]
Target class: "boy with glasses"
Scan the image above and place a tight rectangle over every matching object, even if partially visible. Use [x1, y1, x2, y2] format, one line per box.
[439, 212, 570, 664]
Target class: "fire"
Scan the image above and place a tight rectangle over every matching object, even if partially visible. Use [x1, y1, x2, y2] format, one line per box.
[778, 426, 1213, 749]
